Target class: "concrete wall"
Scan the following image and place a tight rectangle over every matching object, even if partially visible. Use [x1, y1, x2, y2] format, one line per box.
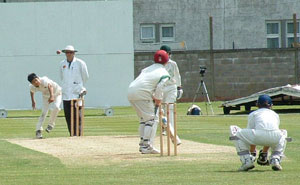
[0, 0, 133, 109]
[3, 0, 300, 51]
[135, 48, 299, 101]
[133, 0, 300, 51]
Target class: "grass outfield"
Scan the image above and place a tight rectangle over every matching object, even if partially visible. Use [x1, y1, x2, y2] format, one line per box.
[0, 102, 299, 185]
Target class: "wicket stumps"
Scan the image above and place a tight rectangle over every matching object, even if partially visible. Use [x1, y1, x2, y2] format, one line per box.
[70, 98, 85, 137]
[159, 103, 177, 156]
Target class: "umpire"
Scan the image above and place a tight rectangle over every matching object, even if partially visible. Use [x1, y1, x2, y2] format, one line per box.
[59, 45, 89, 136]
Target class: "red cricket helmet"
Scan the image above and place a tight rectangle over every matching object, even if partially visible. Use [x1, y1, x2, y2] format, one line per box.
[154, 50, 169, 64]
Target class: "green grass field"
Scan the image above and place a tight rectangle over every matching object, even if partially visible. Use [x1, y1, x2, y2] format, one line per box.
[0, 102, 299, 185]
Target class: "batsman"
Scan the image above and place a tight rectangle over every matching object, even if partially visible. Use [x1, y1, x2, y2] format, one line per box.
[128, 50, 170, 154]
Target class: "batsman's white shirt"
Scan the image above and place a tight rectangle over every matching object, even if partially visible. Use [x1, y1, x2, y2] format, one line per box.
[60, 57, 89, 100]
[30, 76, 61, 98]
[128, 63, 170, 101]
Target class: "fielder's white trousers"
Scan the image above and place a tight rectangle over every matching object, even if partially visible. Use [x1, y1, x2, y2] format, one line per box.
[162, 87, 176, 127]
[162, 87, 181, 144]
[36, 95, 62, 131]
[235, 129, 286, 160]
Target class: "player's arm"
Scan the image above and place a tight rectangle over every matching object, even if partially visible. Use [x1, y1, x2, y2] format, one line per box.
[30, 91, 36, 110]
[48, 83, 54, 103]
[153, 76, 170, 106]
[59, 63, 63, 81]
[81, 62, 89, 84]
[174, 63, 183, 99]
[173, 63, 182, 87]
[247, 114, 255, 129]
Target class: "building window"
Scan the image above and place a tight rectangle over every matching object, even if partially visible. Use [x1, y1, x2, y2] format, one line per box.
[266, 22, 280, 48]
[160, 24, 175, 42]
[140, 24, 155, 42]
[286, 21, 300, 47]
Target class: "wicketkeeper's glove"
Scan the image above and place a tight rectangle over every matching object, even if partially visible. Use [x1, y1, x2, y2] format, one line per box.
[250, 150, 257, 162]
[257, 150, 269, 166]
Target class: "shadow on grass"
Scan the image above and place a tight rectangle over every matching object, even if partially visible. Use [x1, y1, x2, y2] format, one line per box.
[215, 169, 270, 173]
[229, 108, 300, 115]
[8, 114, 107, 119]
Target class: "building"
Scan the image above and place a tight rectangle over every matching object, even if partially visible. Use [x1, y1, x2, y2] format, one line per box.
[133, 0, 300, 51]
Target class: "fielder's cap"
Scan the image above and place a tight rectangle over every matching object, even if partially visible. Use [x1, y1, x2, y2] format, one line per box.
[257, 94, 272, 106]
[27, 73, 38, 83]
[160, 45, 171, 54]
[154, 50, 169, 64]
[62, 45, 78, 53]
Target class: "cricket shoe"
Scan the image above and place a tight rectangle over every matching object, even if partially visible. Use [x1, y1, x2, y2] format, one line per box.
[36, 130, 43, 139]
[139, 144, 147, 153]
[270, 158, 282, 171]
[45, 125, 53, 133]
[238, 162, 255, 171]
[238, 156, 255, 171]
[176, 140, 182, 146]
[170, 135, 182, 146]
[141, 146, 160, 154]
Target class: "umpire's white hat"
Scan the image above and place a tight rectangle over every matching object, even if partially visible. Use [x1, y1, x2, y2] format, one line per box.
[62, 45, 78, 53]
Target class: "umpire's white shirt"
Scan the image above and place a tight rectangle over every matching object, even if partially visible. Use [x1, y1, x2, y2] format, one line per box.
[60, 57, 89, 100]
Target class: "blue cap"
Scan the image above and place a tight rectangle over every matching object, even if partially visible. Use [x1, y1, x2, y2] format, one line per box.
[257, 94, 272, 106]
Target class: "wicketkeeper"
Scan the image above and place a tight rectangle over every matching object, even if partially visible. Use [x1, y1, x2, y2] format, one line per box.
[230, 95, 288, 171]
[128, 50, 170, 154]
[160, 45, 182, 145]
[28, 73, 62, 139]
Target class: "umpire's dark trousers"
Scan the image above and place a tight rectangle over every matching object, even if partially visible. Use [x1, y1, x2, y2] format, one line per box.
[63, 100, 82, 136]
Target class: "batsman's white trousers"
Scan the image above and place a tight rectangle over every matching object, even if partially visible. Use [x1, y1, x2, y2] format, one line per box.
[236, 129, 286, 159]
[36, 95, 62, 131]
[129, 100, 158, 147]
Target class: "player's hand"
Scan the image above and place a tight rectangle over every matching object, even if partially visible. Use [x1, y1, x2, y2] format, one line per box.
[32, 102, 36, 110]
[177, 87, 183, 100]
[48, 97, 54, 103]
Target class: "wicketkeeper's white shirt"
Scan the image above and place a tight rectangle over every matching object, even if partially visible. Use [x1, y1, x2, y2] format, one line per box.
[128, 63, 170, 101]
[60, 57, 89, 100]
[30, 76, 61, 98]
[247, 108, 280, 130]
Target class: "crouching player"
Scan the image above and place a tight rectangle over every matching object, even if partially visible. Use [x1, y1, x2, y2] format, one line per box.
[128, 50, 170, 154]
[230, 95, 288, 171]
[28, 73, 62, 139]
